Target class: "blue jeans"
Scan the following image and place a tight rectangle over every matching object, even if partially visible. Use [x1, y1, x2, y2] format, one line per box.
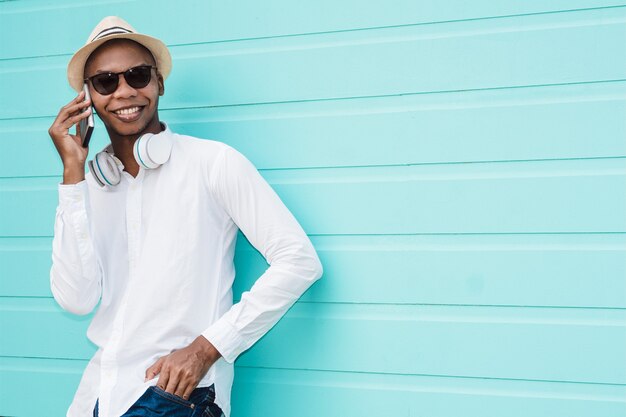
[93, 384, 224, 417]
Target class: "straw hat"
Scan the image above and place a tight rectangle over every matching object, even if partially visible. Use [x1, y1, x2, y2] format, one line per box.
[67, 16, 172, 92]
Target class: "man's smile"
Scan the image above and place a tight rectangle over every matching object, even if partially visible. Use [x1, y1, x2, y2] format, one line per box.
[110, 105, 145, 121]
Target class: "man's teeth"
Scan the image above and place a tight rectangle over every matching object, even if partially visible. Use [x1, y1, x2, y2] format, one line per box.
[115, 107, 140, 115]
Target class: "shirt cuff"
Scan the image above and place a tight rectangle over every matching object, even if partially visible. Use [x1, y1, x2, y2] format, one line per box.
[201, 318, 246, 364]
[58, 180, 89, 211]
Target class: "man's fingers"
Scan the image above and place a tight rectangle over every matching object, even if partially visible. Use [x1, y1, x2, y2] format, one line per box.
[164, 369, 179, 395]
[70, 90, 85, 105]
[58, 96, 90, 121]
[53, 101, 91, 136]
[156, 366, 170, 391]
[58, 92, 85, 114]
[145, 357, 164, 381]
[51, 92, 90, 130]
[62, 99, 91, 119]
[61, 107, 92, 130]
[180, 382, 196, 401]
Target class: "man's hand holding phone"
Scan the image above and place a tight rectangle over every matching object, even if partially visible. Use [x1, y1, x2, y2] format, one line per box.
[48, 90, 93, 184]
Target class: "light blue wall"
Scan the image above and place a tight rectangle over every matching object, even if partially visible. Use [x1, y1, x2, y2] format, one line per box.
[1, 1, 625, 416]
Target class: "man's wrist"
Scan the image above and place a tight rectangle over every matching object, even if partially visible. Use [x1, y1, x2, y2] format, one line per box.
[63, 163, 86, 184]
[194, 335, 222, 363]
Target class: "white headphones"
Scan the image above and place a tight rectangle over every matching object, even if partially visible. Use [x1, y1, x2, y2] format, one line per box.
[88, 126, 173, 188]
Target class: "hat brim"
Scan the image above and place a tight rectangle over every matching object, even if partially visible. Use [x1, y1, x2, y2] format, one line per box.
[67, 33, 172, 92]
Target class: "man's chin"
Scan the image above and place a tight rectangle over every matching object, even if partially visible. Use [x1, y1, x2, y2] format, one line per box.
[106, 121, 150, 139]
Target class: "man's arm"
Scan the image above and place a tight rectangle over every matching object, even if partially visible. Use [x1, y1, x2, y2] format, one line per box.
[50, 175, 103, 316]
[201, 145, 323, 362]
[144, 145, 323, 400]
[48, 93, 103, 316]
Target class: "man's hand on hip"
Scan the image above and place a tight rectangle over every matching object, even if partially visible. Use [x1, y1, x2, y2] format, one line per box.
[145, 335, 222, 401]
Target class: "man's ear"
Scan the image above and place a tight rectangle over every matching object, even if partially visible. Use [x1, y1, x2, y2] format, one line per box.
[157, 73, 165, 96]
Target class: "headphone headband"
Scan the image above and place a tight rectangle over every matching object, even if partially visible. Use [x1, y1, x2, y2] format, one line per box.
[88, 125, 173, 188]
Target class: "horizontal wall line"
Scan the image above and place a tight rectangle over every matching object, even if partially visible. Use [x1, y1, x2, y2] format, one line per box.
[4, 230, 626, 247]
[2, 232, 626, 239]
[1, 4, 625, 61]
[258, 155, 626, 172]
[236, 365, 626, 390]
[167, 4, 626, 48]
[2, 295, 625, 312]
[3, 296, 626, 321]
[115, 79, 626, 114]
[0, 155, 625, 182]
[0, 354, 623, 391]
[298, 301, 626, 312]
[2, 79, 625, 126]
[3, 155, 626, 179]
[4, 230, 626, 249]
[2, 78, 626, 123]
[0, 0, 127, 18]
[248, 302, 626, 317]
[309, 232, 626, 236]
[0, 354, 87, 363]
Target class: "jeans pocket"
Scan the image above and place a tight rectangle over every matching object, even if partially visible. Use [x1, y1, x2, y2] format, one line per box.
[201, 402, 223, 417]
[150, 385, 197, 408]
[122, 385, 196, 417]
[197, 385, 222, 417]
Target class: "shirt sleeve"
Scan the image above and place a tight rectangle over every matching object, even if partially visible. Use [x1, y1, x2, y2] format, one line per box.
[201, 146, 324, 363]
[49, 179, 103, 316]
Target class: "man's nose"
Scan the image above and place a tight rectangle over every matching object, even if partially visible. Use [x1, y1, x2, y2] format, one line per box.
[112, 74, 138, 98]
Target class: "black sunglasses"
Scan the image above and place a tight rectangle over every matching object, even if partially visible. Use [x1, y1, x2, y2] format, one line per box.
[84, 65, 157, 95]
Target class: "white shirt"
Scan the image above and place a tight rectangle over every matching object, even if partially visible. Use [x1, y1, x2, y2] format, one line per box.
[50, 123, 323, 417]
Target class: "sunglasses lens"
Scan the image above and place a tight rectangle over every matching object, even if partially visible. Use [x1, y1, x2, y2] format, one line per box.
[125, 66, 153, 89]
[91, 73, 119, 95]
[88, 66, 154, 95]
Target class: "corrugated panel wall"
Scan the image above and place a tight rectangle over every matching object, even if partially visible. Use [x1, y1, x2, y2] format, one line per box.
[1, 1, 625, 416]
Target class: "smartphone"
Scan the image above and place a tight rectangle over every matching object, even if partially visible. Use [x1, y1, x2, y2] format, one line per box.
[79, 83, 94, 148]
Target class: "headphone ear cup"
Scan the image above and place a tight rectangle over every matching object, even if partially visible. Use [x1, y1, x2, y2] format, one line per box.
[89, 151, 122, 187]
[134, 132, 173, 169]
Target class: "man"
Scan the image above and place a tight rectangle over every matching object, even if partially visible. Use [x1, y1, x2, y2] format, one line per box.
[48, 16, 323, 417]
